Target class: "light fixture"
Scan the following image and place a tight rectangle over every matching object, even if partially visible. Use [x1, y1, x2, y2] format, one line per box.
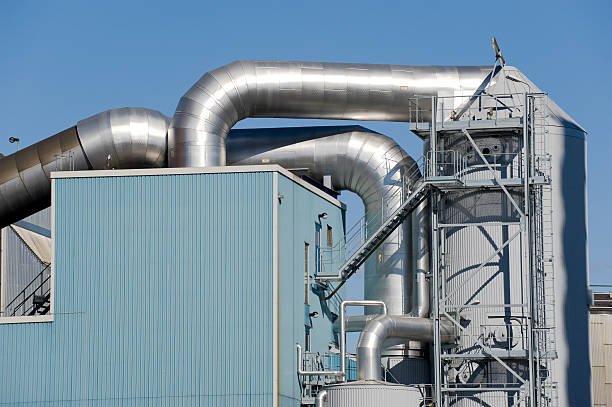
[505, 75, 532, 91]
[318, 212, 328, 220]
[8, 137, 20, 151]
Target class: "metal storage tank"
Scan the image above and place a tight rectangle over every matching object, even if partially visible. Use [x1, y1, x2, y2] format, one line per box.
[412, 71, 592, 406]
[324, 381, 423, 407]
[493, 69, 592, 406]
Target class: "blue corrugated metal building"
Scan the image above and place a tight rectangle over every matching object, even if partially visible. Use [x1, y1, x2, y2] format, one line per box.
[0, 165, 345, 406]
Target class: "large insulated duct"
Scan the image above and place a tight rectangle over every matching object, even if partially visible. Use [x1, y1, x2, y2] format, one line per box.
[168, 61, 492, 167]
[0, 108, 168, 226]
[356, 315, 455, 381]
[2, 111, 432, 323]
[229, 127, 423, 320]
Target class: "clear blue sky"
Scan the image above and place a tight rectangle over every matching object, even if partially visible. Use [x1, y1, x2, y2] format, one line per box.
[1, 0, 610, 287]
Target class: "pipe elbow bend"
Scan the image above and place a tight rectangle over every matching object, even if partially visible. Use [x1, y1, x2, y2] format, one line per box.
[77, 107, 169, 170]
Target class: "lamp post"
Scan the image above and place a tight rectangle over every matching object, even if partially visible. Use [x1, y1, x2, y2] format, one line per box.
[8, 137, 20, 152]
[505, 74, 532, 92]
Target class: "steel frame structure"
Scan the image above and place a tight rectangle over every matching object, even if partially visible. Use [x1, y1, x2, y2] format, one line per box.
[423, 93, 557, 406]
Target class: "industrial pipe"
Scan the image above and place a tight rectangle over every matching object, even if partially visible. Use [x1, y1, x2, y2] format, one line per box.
[168, 61, 492, 167]
[410, 200, 430, 318]
[315, 389, 328, 407]
[230, 127, 422, 318]
[356, 315, 455, 381]
[0, 120, 431, 323]
[0, 108, 168, 226]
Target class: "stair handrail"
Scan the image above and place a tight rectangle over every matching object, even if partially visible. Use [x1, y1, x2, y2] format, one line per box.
[4, 264, 51, 317]
[318, 156, 425, 274]
[319, 181, 431, 300]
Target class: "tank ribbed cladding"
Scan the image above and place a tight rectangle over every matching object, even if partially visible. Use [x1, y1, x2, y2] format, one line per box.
[168, 61, 492, 167]
[323, 381, 423, 407]
[0, 108, 169, 227]
[485, 67, 591, 407]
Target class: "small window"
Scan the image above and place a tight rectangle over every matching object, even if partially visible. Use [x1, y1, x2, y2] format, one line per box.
[326, 225, 333, 248]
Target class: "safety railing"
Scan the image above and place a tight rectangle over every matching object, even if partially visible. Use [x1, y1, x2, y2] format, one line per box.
[316, 149, 469, 281]
[317, 155, 425, 278]
[442, 305, 529, 356]
[424, 149, 466, 179]
[408, 93, 547, 131]
[2, 264, 51, 317]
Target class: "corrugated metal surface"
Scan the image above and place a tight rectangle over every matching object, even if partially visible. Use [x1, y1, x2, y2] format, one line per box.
[447, 391, 522, 406]
[0, 208, 50, 315]
[10, 224, 52, 264]
[0, 169, 343, 405]
[0, 171, 279, 405]
[276, 174, 345, 403]
[325, 382, 422, 407]
[443, 190, 526, 356]
[590, 314, 612, 406]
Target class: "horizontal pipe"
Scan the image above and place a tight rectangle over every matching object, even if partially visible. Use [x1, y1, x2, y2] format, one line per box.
[169, 61, 492, 167]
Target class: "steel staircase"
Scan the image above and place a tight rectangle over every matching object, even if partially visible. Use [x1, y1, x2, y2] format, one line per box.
[3, 264, 51, 317]
[328, 180, 430, 280]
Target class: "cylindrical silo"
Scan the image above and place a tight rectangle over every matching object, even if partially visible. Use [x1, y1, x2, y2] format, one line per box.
[324, 381, 424, 407]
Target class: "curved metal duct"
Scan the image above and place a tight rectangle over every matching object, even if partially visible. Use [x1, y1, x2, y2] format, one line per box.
[2, 117, 431, 320]
[0, 108, 168, 227]
[229, 126, 423, 320]
[77, 107, 168, 169]
[168, 61, 492, 167]
[356, 314, 455, 381]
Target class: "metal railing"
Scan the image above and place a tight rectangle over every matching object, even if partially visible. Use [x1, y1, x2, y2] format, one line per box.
[2, 264, 51, 317]
[317, 155, 424, 278]
[408, 92, 543, 130]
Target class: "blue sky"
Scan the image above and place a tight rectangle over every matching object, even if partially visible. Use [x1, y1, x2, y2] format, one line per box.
[1, 0, 610, 288]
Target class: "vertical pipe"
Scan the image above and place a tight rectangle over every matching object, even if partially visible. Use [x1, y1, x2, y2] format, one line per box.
[431, 194, 442, 405]
[523, 93, 536, 407]
[430, 97, 438, 178]
[411, 200, 430, 318]
[429, 95, 442, 404]
[340, 300, 387, 382]
[315, 389, 328, 407]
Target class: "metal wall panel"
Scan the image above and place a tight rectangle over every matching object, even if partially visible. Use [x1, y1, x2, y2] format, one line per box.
[590, 314, 612, 406]
[0, 207, 50, 314]
[0, 171, 279, 405]
[276, 174, 345, 402]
